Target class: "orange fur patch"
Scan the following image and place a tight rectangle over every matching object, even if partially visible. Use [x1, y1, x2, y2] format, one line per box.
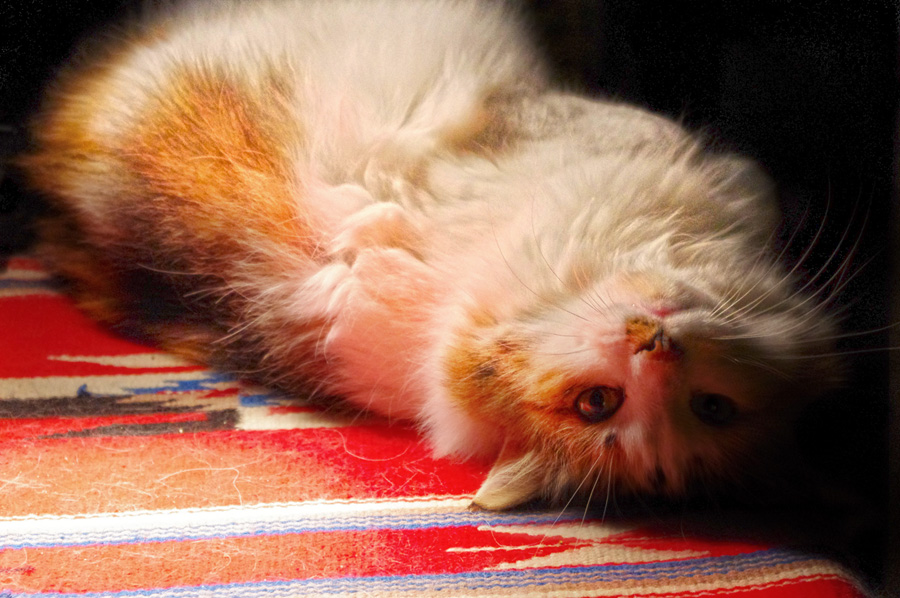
[123, 67, 313, 261]
[20, 39, 329, 374]
[444, 320, 574, 436]
[445, 326, 526, 424]
[446, 316, 634, 502]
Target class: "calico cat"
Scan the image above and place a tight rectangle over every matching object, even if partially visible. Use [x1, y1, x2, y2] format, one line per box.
[20, 0, 839, 509]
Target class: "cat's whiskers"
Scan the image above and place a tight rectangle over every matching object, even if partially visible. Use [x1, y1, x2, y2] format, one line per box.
[708, 220, 790, 320]
[801, 319, 900, 342]
[581, 457, 605, 528]
[724, 198, 866, 332]
[601, 451, 615, 522]
[587, 289, 613, 314]
[539, 452, 604, 551]
[708, 249, 791, 322]
[709, 265, 774, 323]
[716, 201, 835, 325]
[723, 355, 795, 380]
[791, 242, 873, 319]
[767, 344, 900, 360]
[528, 479, 572, 555]
[770, 205, 864, 316]
[716, 227, 865, 341]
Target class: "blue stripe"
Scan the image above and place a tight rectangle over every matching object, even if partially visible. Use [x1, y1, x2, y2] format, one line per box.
[125, 372, 237, 394]
[238, 393, 280, 406]
[0, 550, 812, 597]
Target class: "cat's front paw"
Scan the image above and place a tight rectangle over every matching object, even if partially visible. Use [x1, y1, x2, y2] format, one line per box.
[330, 201, 423, 262]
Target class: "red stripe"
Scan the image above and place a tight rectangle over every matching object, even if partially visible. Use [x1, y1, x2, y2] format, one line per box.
[651, 577, 865, 598]
[4, 257, 45, 271]
[0, 295, 197, 378]
[0, 526, 579, 592]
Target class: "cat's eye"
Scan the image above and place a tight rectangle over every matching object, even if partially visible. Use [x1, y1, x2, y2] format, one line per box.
[574, 386, 624, 423]
[690, 393, 736, 426]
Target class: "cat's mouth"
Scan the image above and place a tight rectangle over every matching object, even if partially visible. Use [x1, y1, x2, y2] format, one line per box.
[646, 303, 680, 318]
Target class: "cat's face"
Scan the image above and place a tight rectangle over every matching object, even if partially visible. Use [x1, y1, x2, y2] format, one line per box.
[445, 264, 839, 510]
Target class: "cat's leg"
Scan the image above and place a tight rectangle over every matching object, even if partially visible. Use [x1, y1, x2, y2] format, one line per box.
[318, 246, 441, 418]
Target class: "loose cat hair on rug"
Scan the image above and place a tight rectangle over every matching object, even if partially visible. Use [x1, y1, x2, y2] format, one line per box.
[20, 0, 840, 510]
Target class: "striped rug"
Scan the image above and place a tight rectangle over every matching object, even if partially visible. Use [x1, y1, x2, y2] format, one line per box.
[0, 256, 871, 597]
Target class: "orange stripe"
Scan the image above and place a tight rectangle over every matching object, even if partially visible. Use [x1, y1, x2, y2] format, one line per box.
[0, 525, 571, 593]
[0, 529, 857, 595]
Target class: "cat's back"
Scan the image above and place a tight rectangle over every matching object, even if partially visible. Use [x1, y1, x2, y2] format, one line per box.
[24, 0, 546, 238]
[37, 0, 543, 162]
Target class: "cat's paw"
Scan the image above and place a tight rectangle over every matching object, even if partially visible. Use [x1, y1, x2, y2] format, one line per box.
[294, 262, 355, 320]
[330, 201, 423, 261]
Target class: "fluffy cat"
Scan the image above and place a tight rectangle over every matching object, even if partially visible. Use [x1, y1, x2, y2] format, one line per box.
[20, 0, 839, 509]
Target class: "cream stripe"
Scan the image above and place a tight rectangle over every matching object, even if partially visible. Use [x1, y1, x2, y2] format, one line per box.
[48, 353, 195, 368]
[0, 268, 52, 281]
[236, 408, 346, 430]
[0, 371, 228, 399]
[0, 287, 58, 298]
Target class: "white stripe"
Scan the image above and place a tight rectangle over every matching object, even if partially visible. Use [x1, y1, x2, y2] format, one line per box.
[0, 496, 475, 547]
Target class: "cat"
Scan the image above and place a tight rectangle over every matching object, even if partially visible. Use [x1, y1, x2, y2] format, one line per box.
[19, 0, 840, 510]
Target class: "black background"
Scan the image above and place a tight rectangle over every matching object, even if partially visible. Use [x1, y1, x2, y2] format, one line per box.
[1, 0, 897, 589]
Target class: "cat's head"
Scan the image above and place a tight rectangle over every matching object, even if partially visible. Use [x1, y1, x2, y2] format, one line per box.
[435, 151, 841, 510]
[442, 262, 840, 510]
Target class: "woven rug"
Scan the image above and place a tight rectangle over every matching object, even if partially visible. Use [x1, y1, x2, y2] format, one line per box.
[0, 256, 872, 597]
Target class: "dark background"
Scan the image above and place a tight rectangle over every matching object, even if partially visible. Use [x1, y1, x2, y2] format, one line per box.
[1, 0, 897, 590]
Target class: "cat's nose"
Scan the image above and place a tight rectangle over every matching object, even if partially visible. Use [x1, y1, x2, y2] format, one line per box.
[626, 317, 682, 360]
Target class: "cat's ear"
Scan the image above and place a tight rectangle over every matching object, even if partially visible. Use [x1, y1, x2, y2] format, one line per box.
[472, 445, 543, 510]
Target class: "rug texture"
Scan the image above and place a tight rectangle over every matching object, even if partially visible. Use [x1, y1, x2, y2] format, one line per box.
[0, 256, 871, 597]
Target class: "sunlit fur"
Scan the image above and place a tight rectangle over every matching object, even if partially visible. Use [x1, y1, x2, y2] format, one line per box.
[21, 0, 840, 510]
